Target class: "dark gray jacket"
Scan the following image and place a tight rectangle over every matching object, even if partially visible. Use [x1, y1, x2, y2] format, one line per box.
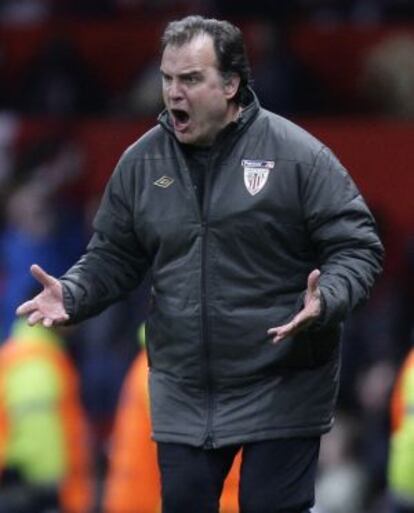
[61, 91, 383, 447]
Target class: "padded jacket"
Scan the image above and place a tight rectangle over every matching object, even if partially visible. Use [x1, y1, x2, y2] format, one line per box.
[61, 90, 383, 447]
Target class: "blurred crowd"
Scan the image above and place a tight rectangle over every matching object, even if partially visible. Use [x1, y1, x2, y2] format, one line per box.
[0, 1, 413, 512]
[1, 0, 414, 23]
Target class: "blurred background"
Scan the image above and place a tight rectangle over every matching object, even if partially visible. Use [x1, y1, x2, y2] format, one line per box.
[0, 1, 413, 512]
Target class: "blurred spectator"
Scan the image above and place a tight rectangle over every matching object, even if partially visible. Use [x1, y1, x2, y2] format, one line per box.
[102, 344, 162, 513]
[16, 37, 107, 116]
[338, 208, 401, 410]
[0, 320, 93, 513]
[388, 346, 414, 513]
[355, 360, 396, 510]
[359, 35, 414, 119]
[335, 209, 402, 510]
[0, 137, 86, 339]
[315, 413, 368, 513]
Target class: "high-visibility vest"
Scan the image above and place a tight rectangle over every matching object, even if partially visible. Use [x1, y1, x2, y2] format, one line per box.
[388, 348, 414, 502]
[0, 322, 93, 513]
[103, 350, 241, 513]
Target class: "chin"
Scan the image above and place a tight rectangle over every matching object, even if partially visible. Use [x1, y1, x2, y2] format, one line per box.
[176, 132, 195, 145]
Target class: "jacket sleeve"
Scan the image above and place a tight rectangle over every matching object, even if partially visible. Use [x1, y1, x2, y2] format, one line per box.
[302, 146, 384, 328]
[60, 159, 150, 323]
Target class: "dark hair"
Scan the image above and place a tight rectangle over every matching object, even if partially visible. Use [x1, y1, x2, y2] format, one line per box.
[161, 15, 251, 104]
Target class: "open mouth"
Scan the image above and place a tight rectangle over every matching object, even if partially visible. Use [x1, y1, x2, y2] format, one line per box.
[170, 108, 191, 131]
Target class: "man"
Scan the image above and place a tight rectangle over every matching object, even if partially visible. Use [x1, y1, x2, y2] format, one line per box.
[17, 15, 383, 513]
[0, 320, 93, 513]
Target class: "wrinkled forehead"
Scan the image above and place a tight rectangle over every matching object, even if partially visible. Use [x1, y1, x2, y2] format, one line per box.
[161, 33, 219, 72]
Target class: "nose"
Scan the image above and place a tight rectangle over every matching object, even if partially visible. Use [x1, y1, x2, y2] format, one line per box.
[166, 79, 184, 102]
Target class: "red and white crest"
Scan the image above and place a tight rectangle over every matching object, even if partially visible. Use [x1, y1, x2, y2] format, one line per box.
[242, 159, 274, 196]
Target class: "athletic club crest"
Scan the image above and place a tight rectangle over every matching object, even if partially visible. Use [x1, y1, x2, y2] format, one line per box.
[242, 159, 275, 196]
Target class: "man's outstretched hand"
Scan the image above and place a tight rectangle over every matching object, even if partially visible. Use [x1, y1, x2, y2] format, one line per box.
[15, 264, 69, 328]
[268, 269, 322, 344]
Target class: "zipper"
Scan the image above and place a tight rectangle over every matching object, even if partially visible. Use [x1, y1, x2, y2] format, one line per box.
[175, 128, 236, 449]
[200, 150, 215, 449]
[199, 130, 236, 449]
[176, 143, 216, 448]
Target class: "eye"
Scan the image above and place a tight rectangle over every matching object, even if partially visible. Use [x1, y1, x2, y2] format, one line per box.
[183, 74, 201, 85]
[162, 73, 172, 85]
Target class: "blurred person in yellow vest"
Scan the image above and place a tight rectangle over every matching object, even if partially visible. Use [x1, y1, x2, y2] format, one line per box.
[0, 320, 93, 513]
[388, 347, 414, 513]
[103, 324, 240, 513]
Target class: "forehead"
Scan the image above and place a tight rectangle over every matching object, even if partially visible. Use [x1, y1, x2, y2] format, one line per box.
[161, 33, 218, 73]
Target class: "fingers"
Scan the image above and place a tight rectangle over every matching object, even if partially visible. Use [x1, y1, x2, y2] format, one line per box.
[268, 309, 317, 344]
[30, 264, 56, 288]
[307, 269, 321, 295]
[27, 311, 43, 326]
[16, 299, 37, 317]
[16, 300, 69, 327]
[268, 321, 295, 344]
[268, 269, 322, 344]
[29, 315, 53, 328]
[43, 318, 54, 328]
[41, 314, 69, 328]
[56, 313, 70, 324]
[267, 301, 317, 343]
[23, 310, 67, 328]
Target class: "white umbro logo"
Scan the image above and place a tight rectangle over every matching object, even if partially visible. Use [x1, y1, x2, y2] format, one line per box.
[154, 176, 174, 188]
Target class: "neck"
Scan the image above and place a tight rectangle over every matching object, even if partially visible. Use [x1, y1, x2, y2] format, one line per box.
[227, 102, 242, 124]
[211, 102, 241, 142]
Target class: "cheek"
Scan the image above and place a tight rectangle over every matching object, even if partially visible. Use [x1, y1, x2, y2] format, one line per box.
[195, 92, 227, 118]
[208, 96, 228, 120]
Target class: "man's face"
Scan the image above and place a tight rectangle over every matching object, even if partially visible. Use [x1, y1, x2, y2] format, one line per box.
[160, 34, 240, 146]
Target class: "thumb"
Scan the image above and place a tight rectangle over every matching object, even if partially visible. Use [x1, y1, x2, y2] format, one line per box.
[30, 264, 56, 288]
[307, 269, 321, 295]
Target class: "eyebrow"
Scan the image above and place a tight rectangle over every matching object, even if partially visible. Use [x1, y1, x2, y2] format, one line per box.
[160, 69, 204, 79]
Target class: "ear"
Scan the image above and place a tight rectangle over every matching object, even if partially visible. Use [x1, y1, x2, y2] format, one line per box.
[224, 74, 241, 100]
